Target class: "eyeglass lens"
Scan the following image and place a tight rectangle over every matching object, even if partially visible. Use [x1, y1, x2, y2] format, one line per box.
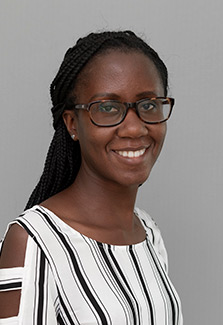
[90, 98, 171, 126]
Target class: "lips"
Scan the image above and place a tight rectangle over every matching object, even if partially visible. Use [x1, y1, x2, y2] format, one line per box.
[113, 143, 151, 159]
[115, 148, 146, 158]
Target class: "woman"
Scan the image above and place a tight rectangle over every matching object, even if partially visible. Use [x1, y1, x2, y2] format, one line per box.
[0, 31, 183, 324]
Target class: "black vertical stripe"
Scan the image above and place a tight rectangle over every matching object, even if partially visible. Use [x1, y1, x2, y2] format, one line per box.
[129, 246, 155, 325]
[36, 208, 108, 325]
[141, 218, 155, 245]
[98, 243, 138, 325]
[57, 313, 66, 325]
[37, 250, 45, 324]
[44, 264, 49, 325]
[57, 290, 77, 325]
[107, 247, 141, 321]
[146, 241, 179, 325]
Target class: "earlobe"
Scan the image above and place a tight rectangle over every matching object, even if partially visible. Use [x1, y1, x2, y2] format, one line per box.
[62, 110, 78, 140]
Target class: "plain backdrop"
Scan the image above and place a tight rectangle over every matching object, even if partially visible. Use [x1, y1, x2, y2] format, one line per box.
[0, 0, 222, 324]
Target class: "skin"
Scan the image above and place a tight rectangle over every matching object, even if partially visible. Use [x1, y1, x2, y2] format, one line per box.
[42, 50, 167, 245]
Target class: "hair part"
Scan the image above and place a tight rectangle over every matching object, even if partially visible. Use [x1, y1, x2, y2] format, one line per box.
[25, 30, 169, 209]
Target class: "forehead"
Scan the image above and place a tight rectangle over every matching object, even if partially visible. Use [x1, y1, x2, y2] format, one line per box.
[74, 50, 164, 100]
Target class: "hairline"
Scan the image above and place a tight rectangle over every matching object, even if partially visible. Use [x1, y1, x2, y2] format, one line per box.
[69, 47, 166, 105]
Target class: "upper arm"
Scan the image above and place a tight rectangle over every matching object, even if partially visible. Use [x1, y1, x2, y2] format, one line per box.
[0, 223, 28, 318]
[0, 223, 28, 268]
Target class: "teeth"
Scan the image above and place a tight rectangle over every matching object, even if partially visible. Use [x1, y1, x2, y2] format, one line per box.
[116, 148, 146, 158]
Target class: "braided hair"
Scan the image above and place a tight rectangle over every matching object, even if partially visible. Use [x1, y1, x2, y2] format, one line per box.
[25, 30, 169, 209]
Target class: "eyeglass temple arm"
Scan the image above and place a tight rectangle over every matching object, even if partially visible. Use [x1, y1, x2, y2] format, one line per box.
[74, 104, 88, 110]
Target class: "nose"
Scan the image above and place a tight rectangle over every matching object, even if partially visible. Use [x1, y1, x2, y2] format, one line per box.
[116, 108, 148, 138]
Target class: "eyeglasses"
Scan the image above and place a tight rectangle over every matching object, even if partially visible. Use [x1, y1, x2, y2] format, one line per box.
[74, 97, 175, 127]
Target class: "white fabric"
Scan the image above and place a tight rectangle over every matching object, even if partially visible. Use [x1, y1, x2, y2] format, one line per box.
[0, 267, 23, 292]
[0, 206, 183, 324]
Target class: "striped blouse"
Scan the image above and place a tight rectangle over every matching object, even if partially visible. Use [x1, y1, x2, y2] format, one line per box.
[0, 205, 183, 324]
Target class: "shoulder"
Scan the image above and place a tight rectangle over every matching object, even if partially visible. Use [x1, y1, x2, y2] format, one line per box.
[135, 207, 161, 242]
[0, 223, 28, 268]
[0, 206, 40, 268]
[135, 207, 168, 272]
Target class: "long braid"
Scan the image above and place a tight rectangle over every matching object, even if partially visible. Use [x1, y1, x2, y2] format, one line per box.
[25, 120, 81, 209]
[25, 30, 168, 209]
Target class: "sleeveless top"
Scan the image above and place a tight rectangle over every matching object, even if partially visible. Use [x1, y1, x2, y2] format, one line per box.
[0, 205, 183, 324]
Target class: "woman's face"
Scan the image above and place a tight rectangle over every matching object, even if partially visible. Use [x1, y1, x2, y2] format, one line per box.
[66, 50, 167, 188]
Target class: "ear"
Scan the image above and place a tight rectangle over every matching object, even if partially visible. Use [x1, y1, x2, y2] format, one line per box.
[62, 110, 79, 140]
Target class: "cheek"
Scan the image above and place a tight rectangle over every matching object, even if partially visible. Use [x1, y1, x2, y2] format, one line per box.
[152, 124, 167, 153]
[159, 124, 167, 144]
[152, 121, 166, 139]
[76, 118, 108, 158]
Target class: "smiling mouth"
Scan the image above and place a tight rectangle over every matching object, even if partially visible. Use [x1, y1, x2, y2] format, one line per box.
[115, 148, 146, 158]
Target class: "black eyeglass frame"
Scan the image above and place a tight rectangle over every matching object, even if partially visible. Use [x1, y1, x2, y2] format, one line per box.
[73, 97, 175, 127]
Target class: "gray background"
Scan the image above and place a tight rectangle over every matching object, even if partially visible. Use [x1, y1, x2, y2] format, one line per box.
[0, 0, 222, 323]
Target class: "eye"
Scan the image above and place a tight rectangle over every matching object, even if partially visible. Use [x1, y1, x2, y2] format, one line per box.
[140, 100, 157, 111]
[98, 101, 120, 113]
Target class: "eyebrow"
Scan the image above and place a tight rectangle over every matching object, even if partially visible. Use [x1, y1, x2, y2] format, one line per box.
[135, 91, 159, 99]
[89, 91, 159, 102]
[89, 93, 119, 101]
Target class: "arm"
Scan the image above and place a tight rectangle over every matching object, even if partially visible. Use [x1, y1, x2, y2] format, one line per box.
[0, 224, 28, 318]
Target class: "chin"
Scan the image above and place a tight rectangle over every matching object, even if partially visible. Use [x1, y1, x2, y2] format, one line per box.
[115, 171, 151, 188]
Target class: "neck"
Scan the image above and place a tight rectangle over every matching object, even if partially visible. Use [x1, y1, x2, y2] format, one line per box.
[66, 167, 139, 230]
